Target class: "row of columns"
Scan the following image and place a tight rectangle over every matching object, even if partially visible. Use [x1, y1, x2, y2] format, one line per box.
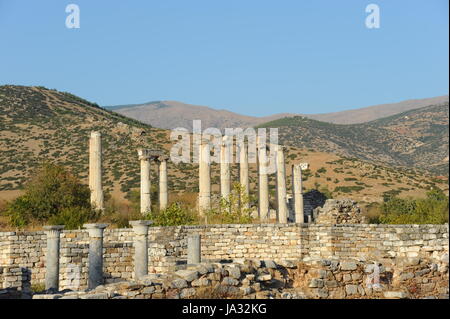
[138, 148, 169, 214]
[44, 223, 202, 291]
[198, 136, 308, 223]
[89, 132, 170, 214]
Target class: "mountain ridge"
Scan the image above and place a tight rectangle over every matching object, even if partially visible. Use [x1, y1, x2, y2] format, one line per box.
[106, 95, 449, 130]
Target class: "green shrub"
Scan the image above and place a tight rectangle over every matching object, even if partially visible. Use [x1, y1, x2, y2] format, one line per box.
[3, 162, 93, 228]
[147, 203, 197, 226]
[376, 189, 449, 224]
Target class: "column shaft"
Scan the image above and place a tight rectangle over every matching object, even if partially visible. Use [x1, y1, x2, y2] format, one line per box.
[239, 141, 250, 210]
[220, 136, 231, 199]
[276, 145, 288, 223]
[89, 132, 104, 210]
[187, 234, 201, 264]
[258, 145, 269, 221]
[198, 141, 211, 216]
[159, 159, 168, 211]
[84, 224, 108, 290]
[292, 164, 304, 223]
[140, 158, 151, 214]
[130, 221, 153, 279]
[44, 226, 64, 291]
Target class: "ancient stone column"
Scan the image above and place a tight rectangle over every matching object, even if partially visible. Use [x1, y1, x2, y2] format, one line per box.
[220, 135, 231, 199]
[89, 131, 104, 210]
[129, 220, 153, 279]
[276, 145, 288, 223]
[198, 140, 211, 216]
[44, 225, 64, 291]
[84, 223, 108, 289]
[187, 234, 201, 265]
[138, 149, 152, 214]
[257, 140, 270, 221]
[292, 164, 304, 223]
[292, 163, 308, 223]
[159, 158, 168, 211]
[239, 141, 250, 210]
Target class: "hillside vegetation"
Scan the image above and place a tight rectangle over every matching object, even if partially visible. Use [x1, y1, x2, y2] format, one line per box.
[0, 85, 447, 223]
[257, 104, 449, 176]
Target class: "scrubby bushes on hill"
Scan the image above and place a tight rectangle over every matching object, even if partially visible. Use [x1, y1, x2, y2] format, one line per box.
[371, 189, 449, 224]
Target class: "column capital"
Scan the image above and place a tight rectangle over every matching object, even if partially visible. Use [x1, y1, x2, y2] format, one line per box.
[83, 223, 108, 237]
[129, 220, 153, 235]
[43, 225, 65, 238]
[299, 162, 309, 170]
[90, 131, 101, 138]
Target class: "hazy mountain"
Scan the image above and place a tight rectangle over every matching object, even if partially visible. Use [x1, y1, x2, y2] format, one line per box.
[107, 96, 448, 130]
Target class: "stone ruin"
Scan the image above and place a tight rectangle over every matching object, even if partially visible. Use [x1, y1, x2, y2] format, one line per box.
[313, 199, 368, 224]
[0, 131, 447, 299]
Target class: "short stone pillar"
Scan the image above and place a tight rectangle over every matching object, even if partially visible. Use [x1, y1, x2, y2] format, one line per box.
[138, 149, 152, 214]
[130, 220, 153, 279]
[276, 145, 288, 223]
[239, 141, 250, 210]
[89, 131, 104, 210]
[44, 225, 64, 291]
[187, 234, 201, 265]
[83, 223, 108, 289]
[258, 142, 270, 221]
[159, 158, 168, 211]
[198, 140, 211, 216]
[220, 135, 232, 199]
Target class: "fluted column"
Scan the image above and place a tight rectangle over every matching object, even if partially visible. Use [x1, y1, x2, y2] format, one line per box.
[44, 225, 64, 291]
[198, 140, 211, 216]
[89, 131, 104, 210]
[276, 145, 288, 223]
[159, 158, 168, 211]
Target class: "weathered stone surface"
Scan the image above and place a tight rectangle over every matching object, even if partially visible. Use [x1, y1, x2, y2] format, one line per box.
[170, 279, 188, 289]
[226, 266, 241, 279]
[263, 260, 277, 269]
[191, 278, 211, 287]
[314, 199, 367, 224]
[345, 285, 359, 296]
[174, 270, 199, 282]
[222, 277, 240, 286]
[309, 279, 324, 288]
[80, 293, 109, 299]
[256, 274, 272, 282]
[384, 291, 408, 299]
[340, 262, 358, 271]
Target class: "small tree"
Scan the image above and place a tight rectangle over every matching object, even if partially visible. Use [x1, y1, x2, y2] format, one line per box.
[4, 162, 97, 228]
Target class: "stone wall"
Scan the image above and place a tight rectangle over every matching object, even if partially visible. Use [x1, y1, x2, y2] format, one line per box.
[0, 223, 448, 293]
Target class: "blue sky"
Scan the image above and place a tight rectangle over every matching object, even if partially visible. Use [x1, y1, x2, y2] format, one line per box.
[0, 0, 448, 116]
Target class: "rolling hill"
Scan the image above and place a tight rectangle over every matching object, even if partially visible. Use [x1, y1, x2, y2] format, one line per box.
[0, 85, 447, 211]
[257, 104, 449, 176]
